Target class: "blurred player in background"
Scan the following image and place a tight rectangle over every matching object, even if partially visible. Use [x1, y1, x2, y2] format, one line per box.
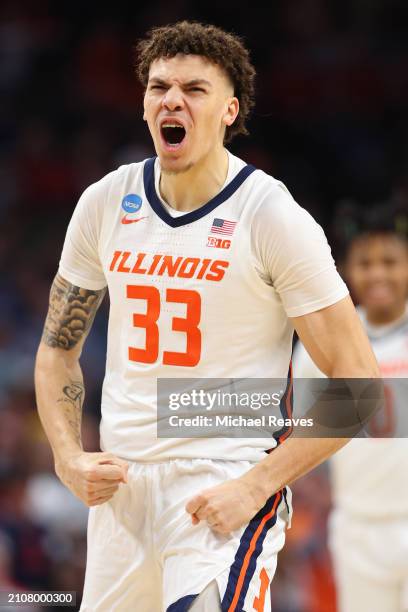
[294, 207, 408, 612]
[35, 21, 379, 611]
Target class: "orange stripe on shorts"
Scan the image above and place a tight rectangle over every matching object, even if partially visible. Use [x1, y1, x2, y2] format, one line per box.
[227, 491, 282, 612]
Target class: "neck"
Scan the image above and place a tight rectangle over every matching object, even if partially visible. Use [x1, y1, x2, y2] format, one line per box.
[366, 302, 407, 327]
[159, 146, 229, 212]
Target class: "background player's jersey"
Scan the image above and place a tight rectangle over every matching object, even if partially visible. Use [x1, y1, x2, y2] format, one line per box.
[293, 306, 408, 517]
[59, 149, 348, 462]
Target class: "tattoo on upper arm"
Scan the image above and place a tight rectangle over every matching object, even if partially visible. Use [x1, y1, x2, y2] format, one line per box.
[42, 274, 107, 349]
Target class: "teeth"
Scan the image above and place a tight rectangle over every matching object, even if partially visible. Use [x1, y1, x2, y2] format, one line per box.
[162, 123, 184, 128]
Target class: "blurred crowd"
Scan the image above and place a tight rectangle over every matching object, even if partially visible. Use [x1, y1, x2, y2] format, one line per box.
[1, 0, 407, 610]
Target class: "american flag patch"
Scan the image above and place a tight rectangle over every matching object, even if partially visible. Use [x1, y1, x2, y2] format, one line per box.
[210, 218, 237, 236]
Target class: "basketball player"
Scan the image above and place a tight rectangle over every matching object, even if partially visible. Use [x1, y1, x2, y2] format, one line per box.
[34, 21, 379, 611]
[293, 218, 408, 612]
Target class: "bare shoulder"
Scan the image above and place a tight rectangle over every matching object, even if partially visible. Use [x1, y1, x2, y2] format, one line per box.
[41, 274, 107, 350]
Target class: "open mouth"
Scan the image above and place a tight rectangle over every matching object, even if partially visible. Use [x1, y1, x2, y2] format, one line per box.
[366, 285, 393, 300]
[160, 123, 186, 147]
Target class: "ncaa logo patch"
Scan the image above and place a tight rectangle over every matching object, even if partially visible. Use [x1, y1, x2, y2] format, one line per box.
[122, 194, 142, 213]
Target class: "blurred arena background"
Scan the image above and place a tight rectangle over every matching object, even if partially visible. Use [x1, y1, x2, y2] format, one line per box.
[1, 1, 407, 610]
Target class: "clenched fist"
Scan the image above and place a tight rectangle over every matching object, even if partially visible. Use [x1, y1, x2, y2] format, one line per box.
[185, 477, 266, 535]
[55, 451, 129, 507]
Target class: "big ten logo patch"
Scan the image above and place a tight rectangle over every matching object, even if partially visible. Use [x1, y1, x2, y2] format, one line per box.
[207, 236, 231, 249]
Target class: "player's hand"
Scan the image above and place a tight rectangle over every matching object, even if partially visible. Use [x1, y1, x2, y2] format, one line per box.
[185, 478, 267, 535]
[55, 451, 129, 507]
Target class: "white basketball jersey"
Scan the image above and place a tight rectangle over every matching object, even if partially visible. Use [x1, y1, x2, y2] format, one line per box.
[59, 149, 348, 462]
[293, 306, 408, 517]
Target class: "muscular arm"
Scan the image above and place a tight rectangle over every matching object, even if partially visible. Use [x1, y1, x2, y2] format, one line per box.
[35, 274, 128, 506]
[237, 298, 380, 518]
[36, 274, 105, 457]
[186, 296, 382, 533]
[290, 294, 379, 378]
[259, 295, 380, 480]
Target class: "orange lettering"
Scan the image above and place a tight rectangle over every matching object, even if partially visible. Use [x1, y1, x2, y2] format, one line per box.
[127, 285, 160, 363]
[253, 568, 270, 612]
[127, 285, 202, 367]
[158, 255, 183, 277]
[196, 258, 212, 279]
[163, 289, 201, 367]
[206, 260, 229, 281]
[178, 257, 200, 278]
[109, 250, 122, 271]
[131, 252, 147, 274]
[117, 251, 132, 273]
[147, 254, 163, 275]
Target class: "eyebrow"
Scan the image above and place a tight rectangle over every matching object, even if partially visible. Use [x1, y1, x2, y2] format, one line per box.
[148, 77, 212, 88]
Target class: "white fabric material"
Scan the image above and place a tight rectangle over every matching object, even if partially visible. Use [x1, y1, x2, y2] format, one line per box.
[59, 149, 348, 462]
[187, 580, 221, 611]
[250, 181, 348, 317]
[329, 510, 408, 612]
[80, 459, 287, 612]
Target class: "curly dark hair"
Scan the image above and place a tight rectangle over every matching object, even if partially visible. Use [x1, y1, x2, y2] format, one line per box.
[331, 199, 408, 262]
[135, 21, 256, 143]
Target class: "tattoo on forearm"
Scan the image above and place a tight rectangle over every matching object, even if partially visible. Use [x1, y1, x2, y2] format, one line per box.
[63, 382, 84, 404]
[42, 274, 106, 349]
[57, 380, 85, 447]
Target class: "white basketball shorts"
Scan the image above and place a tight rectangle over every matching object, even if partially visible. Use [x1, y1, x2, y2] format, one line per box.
[80, 458, 291, 612]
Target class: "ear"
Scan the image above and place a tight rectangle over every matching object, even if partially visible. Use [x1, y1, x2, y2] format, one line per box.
[143, 90, 148, 121]
[223, 97, 240, 127]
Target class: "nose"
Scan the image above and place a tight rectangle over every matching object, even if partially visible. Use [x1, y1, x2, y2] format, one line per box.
[367, 263, 387, 282]
[162, 85, 184, 112]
